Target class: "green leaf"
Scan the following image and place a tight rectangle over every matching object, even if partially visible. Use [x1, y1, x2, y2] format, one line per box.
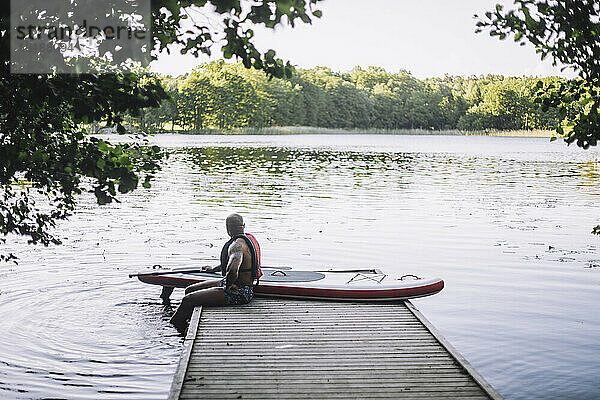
[97, 141, 109, 152]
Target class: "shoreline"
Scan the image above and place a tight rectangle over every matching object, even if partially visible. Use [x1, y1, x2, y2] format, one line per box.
[132, 126, 556, 138]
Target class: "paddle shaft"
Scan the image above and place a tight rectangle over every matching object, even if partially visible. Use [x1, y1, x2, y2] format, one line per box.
[129, 266, 381, 278]
[128, 268, 218, 278]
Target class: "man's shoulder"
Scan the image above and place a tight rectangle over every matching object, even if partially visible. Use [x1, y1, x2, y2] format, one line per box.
[228, 237, 249, 252]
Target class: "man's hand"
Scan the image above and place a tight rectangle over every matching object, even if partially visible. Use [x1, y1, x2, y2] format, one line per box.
[201, 265, 218, 273]
[225, 283, 240, 295]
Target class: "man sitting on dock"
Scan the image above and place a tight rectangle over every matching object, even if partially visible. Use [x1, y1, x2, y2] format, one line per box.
[170, 213, 262, 331]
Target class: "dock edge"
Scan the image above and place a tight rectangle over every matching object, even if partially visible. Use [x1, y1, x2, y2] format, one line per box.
[404, 300, 503, 399]
[168, 306, 203, 400]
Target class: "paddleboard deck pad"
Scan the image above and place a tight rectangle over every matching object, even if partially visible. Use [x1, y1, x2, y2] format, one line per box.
[138, 266, 444, 301]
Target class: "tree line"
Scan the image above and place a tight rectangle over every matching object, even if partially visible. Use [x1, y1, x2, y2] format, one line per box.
[128, 61, 567, 133]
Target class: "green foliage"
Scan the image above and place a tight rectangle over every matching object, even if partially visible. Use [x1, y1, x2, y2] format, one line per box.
[534, 78, 599, 148]
[0, 71, 168, 260]
[457, 76, 560, 131]
[476, 1, 600, 79]
[476, 1, 600, 149]
[152, 0, 323, 79]
[130, 61, 564, 133]
[1, 0, 324, 260]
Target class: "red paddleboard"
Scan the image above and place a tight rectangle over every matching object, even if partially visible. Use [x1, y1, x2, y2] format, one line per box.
[137, 266, 444, 301]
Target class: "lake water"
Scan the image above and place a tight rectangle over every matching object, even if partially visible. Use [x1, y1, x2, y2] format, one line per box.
[1, 134, 599, 399]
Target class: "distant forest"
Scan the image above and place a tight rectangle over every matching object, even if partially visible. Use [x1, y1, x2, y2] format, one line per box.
[125, 61, 567, 133]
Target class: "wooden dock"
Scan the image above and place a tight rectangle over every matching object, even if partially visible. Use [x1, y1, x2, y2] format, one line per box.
[168, 299, 502, 399]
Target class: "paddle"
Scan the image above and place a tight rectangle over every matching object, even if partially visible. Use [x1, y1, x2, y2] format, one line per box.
[128, 267, 218, 278]
[129, 266, 382, 278]
[129, 265, 279, 278]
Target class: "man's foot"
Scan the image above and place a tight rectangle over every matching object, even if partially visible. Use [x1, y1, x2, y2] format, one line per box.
[170, 314, 188, 335]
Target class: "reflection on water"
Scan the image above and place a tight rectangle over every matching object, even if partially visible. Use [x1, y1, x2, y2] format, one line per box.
[1, 135, 599, 399]
[179, 147, 415, 209]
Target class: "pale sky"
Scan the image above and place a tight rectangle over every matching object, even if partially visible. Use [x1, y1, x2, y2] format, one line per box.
[150, 0, 576, 79]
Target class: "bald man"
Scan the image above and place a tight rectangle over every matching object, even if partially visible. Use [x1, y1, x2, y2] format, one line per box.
[170, 213, 262, 331]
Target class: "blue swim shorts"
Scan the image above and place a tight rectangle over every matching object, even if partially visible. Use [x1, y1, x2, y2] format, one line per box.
[219, 279, 254, 305]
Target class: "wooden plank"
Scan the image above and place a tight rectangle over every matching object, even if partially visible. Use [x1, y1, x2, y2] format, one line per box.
[187, 355, 457, 362]
[182, 375, 478, 383]
[185, 366, 474, 375]
[186, 365, 464, 373]
[182, 396, 489, 400]
[189, 339, 442, 345]
[204, 314, 417, 320]
[181, 394, 489, 400]
[188, 350, 453, 356]
[198, 326, 431, 331]
[167, 306, 202, 400]
[197, 330, 435, 336]
[191, 342, 447, 348]
[181, 387, 487, 395]
[180, 388, 487, 395]
[180, 378, 480, 387]
[200, 323, 427, 328]
[193, 335, 439, 341]
[204, 311, 417, 316]
[191, 348, 448, 354]
[204, 396, 480, 399]
[182, 370, 473, 378]
[187, 353, 455, 359]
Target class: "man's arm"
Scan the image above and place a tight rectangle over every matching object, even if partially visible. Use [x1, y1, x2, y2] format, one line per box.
[225, 239, 244, 288]
[202, 264, 221, 273]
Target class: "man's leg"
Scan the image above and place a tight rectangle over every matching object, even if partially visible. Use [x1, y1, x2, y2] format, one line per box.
[160, 286, 175, 303]
[170, 287, 226, 331]
[184, 278, 221, 295]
